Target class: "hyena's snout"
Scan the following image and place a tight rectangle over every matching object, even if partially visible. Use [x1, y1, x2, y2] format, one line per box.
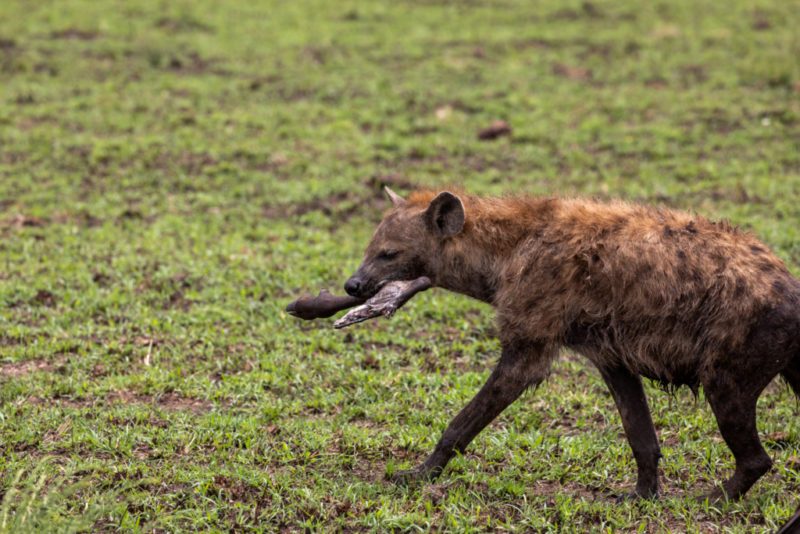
[344, 267, 382, 299]
[343, 276, 363, 297]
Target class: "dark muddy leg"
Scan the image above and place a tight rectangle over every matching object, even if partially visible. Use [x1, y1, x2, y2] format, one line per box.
[391, 340, 554, 484]
[597, 364, 661, 499]
[780, 357, 800, 398]
[704, 379, 772, 501]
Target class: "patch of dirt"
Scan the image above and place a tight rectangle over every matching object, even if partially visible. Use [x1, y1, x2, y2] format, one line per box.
[163, 289, 193, 311]
[262, 175, 419, 223]
[245, 75, 283, 91]
[91, 270, 113, 287]
[31, 288, 57, 307]
[206, 475, 270, 504]
[477, 120, 512, 141]
[1, 150, 27, 164]
[530, 478, 616, 503]
[0, 333, 39, 346]
[155, 17, 214, 33]
[509, 37, 557, 51]
[134, 150, 218, 177]
[106, 390, 218, 413]
[27, 395, 88, 409]
[23, 390, 222, 413]
[751, 9, 772, 31]
[163, 51, 226, 76]
[679, 64, 708, 86]
[134, 269, 202, 311]
[765, 431, 795, 449]
[364, 172, 418, 194]
[108, 414, 170, 429]
[787, 456, 800, 471]
[0, 359, 54, 378]
[548, 1, 603, 21]
[552, 62, 593, 82]
[645, 77, 668, 89]
[50, 28, 99, 40]
[7, 213, 48, 228]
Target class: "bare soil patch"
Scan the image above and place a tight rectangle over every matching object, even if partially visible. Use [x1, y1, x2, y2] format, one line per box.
[262, 175, 420, 223]
[50, 28, 99, 40]
[106, 391, 219, 413]
[0, 359, 54, 378]
[23, 390, 221, 413]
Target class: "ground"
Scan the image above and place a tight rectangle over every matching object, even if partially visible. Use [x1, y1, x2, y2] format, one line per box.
[0, 0, 799, 532]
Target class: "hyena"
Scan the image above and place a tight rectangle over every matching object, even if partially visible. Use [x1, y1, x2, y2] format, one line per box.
[344, 187, 800, 501]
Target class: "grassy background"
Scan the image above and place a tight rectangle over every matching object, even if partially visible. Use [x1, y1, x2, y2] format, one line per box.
[1, 0, 799, 531]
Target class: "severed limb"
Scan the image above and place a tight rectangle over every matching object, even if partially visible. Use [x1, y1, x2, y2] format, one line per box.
[285, 290, 364, 320]
[285, 277, 432, 325]
[333, 277, 431, 329]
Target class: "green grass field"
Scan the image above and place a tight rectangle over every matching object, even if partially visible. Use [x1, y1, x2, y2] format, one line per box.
[1, 0, 799, 531]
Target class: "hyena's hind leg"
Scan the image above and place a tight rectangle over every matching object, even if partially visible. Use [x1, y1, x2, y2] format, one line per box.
[703, 371, 774, 501]
[780, 354, 800, 398]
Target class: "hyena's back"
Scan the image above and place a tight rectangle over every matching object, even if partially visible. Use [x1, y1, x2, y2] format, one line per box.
[493, 198, 800, 388]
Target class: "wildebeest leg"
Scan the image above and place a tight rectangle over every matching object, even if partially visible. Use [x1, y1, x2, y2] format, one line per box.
[704, 377, 772, 500]
[391, 340, 554, 484]
[596, 364, 661, 499]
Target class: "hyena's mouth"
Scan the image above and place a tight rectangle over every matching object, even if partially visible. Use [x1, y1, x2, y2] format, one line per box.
[360, 279, 388, 299]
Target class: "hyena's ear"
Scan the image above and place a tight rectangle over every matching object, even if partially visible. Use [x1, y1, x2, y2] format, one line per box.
[424, 191, 465, 237]
[384, 186, 405, 207]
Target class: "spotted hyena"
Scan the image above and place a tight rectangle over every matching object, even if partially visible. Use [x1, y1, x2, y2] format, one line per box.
[344, 187, 800, 500]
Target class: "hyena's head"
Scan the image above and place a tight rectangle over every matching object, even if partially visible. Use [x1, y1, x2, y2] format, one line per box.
[344, 187, 465, 299]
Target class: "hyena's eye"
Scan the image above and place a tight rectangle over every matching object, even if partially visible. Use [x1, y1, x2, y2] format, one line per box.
[377, 250, 400, 261]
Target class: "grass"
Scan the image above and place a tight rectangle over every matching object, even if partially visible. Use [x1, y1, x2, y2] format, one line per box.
[1, 0, 799, 531]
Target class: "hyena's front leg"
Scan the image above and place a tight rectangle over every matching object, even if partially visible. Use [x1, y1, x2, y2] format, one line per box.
[596, 364, 661, 499]
[391, 339, 555, 484]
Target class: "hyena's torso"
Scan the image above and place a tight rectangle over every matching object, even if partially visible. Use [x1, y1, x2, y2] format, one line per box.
[485, 197, 800, 388]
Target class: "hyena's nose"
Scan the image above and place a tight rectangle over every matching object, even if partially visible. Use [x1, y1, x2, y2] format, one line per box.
[344, 277, 362, 297]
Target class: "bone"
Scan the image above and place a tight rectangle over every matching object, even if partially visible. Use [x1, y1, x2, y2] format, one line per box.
[333, 277, 432, 329]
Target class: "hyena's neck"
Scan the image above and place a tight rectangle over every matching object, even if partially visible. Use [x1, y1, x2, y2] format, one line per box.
[433, 196, 557, 304]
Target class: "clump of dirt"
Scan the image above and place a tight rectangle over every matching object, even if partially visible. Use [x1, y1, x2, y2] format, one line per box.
[477, 120, 512, 140]
[31, 289, 57, 307]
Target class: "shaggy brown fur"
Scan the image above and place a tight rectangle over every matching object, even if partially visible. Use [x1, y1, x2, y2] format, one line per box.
[344, 188, 800, 501]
